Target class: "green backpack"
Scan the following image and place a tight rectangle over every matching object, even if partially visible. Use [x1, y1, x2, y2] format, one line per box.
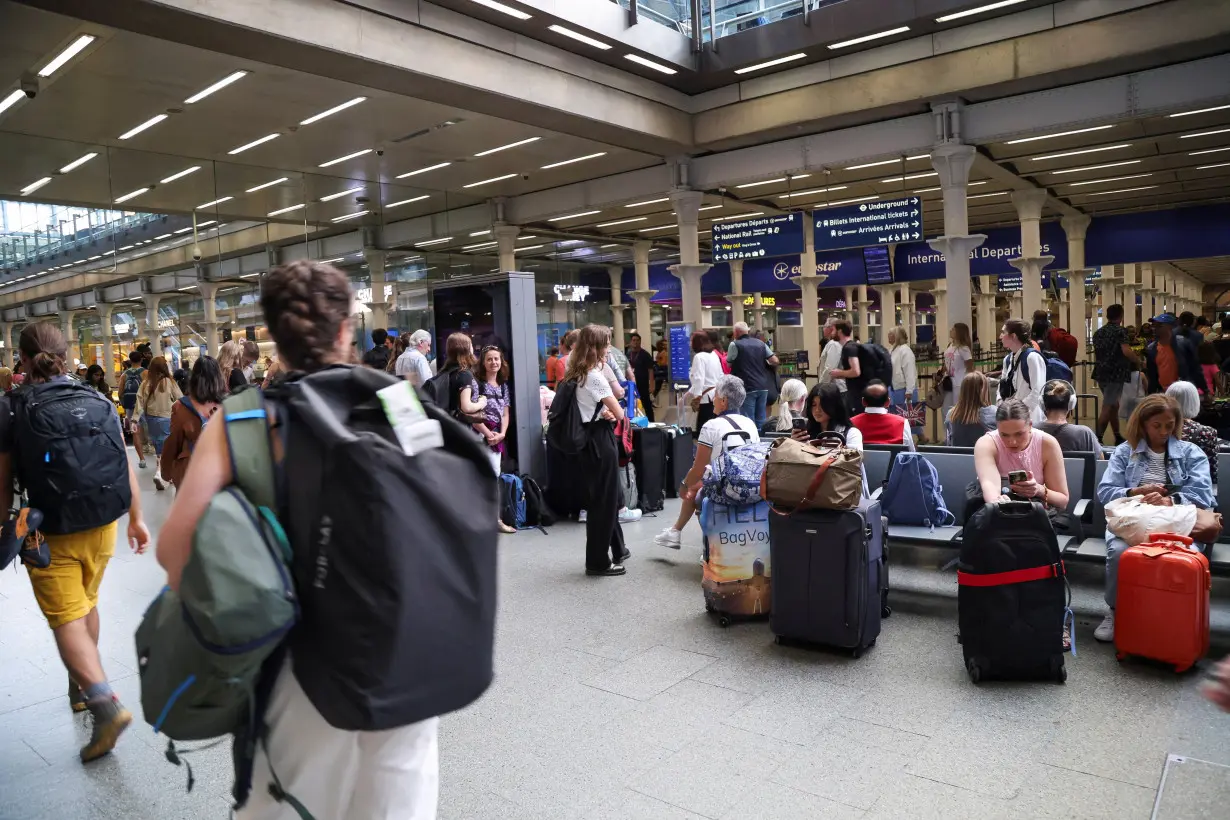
[135, 389, 296, 742]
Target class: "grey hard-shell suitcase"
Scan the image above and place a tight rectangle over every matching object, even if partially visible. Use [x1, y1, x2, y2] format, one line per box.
[768, 498, 887, 656]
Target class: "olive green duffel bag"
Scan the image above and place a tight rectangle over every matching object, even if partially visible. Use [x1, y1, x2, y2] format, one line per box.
[760, 431, 863, 513]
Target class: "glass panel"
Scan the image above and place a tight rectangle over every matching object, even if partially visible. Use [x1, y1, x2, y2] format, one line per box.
[613, 1, 696, 36]
[702, 0, 833, 43]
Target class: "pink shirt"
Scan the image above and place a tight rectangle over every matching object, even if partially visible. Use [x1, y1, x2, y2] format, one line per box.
[989, 429, 1049, 482]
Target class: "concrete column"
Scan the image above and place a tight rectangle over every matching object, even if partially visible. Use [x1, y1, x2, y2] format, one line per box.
[606, 266, 626, 349]
[976, 275, 996, 356]
[629, 240, 656, 342]
[898, 284, 913, 340]
[58, 311, 78, 366]
[1061, 215, 1092, 357]
[1121, 264, 1138, 328]
[934, 280, 948, 341]
[364, 249, 389, 329]
[142, 294, 163, 345]
[1009, 189, 1053, 320]
[930, 144, 982, 333]
[670, 265, 707, 329]
[670, 189, 705, 267]
[0, 322, 11, 369]
[493, 224, 520, 273]
[791, 272, 828, 378]
[842, 287, 855, 323]
[1140, 263, 1156, 322]
[197, 283, 221, 354]
[96, 305, 114, 374]
[727, 259, 746, 327]
[855, 284, 870, 342]
[879, 286, 895, 336]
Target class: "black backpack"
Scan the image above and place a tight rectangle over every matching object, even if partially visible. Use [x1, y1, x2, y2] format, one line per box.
[122, 368, 143, 405]
[11, 380, 132, 535]
[276, 365, 498, 730]
[858, 343, 894, 386]
[423, 369, 452, 411]
[522, 475, 556, 529]
[546, 379, 600, 455]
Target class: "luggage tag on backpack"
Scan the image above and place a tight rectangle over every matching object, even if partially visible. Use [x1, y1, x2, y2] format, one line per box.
[377, 382, 443, 457]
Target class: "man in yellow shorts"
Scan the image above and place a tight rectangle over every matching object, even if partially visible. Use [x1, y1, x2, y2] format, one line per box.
[0, 322, 150, 763]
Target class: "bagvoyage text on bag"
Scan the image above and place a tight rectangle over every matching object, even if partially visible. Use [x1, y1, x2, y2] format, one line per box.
[760, 432, 862, 513]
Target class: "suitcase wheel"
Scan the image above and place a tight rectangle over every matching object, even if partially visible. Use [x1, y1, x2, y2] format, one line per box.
[1057, 665, 1067, 684]
[851, 647, 863, 659]
[881, 605, 892, 619]
[1116, 652, 1127, 663]
[704, 602, 714, 613]
[967, 660, 982, 684]
[718, 616, 731, 628]
[1174, 662, 1193, 675]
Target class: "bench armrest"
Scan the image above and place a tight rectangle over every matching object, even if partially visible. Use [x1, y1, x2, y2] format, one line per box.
[1073, 498, 1090, 517]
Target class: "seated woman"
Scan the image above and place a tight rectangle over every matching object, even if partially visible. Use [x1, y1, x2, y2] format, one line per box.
[1035, 380, 1102, 455]
[1095, 394, 1214, 643]
[974, 398, 1070, 509]
[946, 371, 996, 447]
[764, 378, 807, 434]
[1166, 380, 1220, 483]
[791, 382, 867, 496]
[655, 375, 758, 550]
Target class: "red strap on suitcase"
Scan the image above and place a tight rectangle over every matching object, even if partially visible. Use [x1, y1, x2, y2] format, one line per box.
[957, 562, 1065, 587]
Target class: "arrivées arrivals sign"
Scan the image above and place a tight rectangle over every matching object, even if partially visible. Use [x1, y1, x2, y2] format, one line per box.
[711, 212, 805, 262]
[813, 196, 922, 252]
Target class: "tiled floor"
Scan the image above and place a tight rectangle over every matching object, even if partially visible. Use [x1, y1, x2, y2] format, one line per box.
[2, 462, 1229, 819]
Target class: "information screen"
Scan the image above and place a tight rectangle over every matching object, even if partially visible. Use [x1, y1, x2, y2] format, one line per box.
[668, 322, 694, 388]
[863, 245, 893, 285]
[711, 212, 805, 262]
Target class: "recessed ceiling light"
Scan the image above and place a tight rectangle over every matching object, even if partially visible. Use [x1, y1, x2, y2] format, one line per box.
[547, 25, 611, 50]
[778, 185, 848, 199]
[828, 27, 910, 50]
[1079, 186, 1158, 197]
[119, 245, 134, 251]
[467, 0, 531, 20]
[474, 137, 540, 157]
[711, 212, 765, 221]
[936, 0, 1028, 23]
[118, 114, 168, 140]
[737, 175, 812, 188]
[173, 226, 194, 234]
[1048, 160, 1142, 175]
[470, 230, 492, 236]
[1197, 162, 1230, 170]
[38, 34, 95, 77]
[228, 133, 281, 154]
[184, 70, 248, 104]
[331, 210, 369, 222]
[597, 217, 647, 228]
[624, 54, 678, 74]
[20, 177, 53, 195]
[625, 198, 669, 208]
[550, 210, 602, 221]
[463, 173, 518, 188]
[1190, 146, 1230, 156]
[319, 148, 373, 168]
[319, 185, 364, 202]
[155, 233, 173, 240]
[967, 191, 1009, 199]
[415, 237, 452, 247]
[1006, 125, 1115, 144]
[299, 96, 367, 125]
[541, 152, 607, 169]
[159, 165, 201, 184]
[1180, 127, 1230, 139]
[1066, 173, 1153, 186]
[246, 177, 288, 193]
[386, 195, 431, 208]
[1030, 144, 1132, 161]
[396, 162, 451, 178]
[59, 153, 97, 173]
[0, 89, 26, 116]
[639, 224, 679, 233]
[463, 241, 499, 251]
[267, 204, 305, 216]
[880, 172, 938, 183]
[114, 187, 149, 204]
[197, 196, 233, 209]
[734, 53, 808, 75]
[813, 196, 881, 209]
[196, 220, 217, 228]
[1169, 104, 1230, 118]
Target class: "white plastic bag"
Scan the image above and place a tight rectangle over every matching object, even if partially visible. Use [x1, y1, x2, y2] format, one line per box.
[1104, 496, 1197, 546]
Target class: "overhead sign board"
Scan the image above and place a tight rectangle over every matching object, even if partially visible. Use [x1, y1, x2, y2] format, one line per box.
[711, 212, 805, 262]
[813, 196, 923, 252]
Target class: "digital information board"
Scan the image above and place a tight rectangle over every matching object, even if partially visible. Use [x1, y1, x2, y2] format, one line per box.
[813, 196, 923, 252]
[863, 245, 893, 285]
[711, 212, 805, 262]
[668, 322, 694, 389]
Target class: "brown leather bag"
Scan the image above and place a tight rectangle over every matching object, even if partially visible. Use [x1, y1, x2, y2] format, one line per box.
[1190, 508, 1224, 544]
[760, 432, 863, 513]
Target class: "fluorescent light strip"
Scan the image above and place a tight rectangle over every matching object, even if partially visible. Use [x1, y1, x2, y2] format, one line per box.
[1171, 104, 1230, 118]
[321, 257, 347, 264]
[1066, 173, 1152, 187]
[415, 237, 452, 247]
[828, 27, 910, 50]
[468, 0, 531, 20]
[59, 152, 97, 173]
[463, 242, 498, 251]
[331, 210, 369, 222]
[1005, 125, 1114, 144]
[197, 196, 233, 209]
[267, 204, 305, 216]
[845, 158, 909, 170]
[1030, 144, 1132, 161]
[319, 148, 372, 167]
[734, 53, 807, 75]
[0, 89, 25, 116]
[38, 35, 95, 77]
[813, 196, 880, 209]
[114, 187, 149, 204]
[396, 162, 450, 178]
[936, 0, 1028, 22]
[737, 175, 812, 189]
[1190, 146, 1230, 156]
[1079, 186, 1158, 197]
[173, 226, 194, 234]
[639, 225, 678, 233]
[118, 114, 168, 140]
[1047, 160, 1142, 175]
[519, 235, 538, 240]
[463, 173, 517, 188]
[625, 198, 669, 208]
[711, 212, 764, 221]
[624, 54, 677, 75]
[541, 152, 606, 169]
[319, 186, 364, 202]
[597, 217, 647, 228]
[1180, 128, 1230, 139]
[155, 233, 173, 240]
[779, 185, 848, 199]
[699, 205, 723, 211]
[246, 177, 288, 193]
[1197, 162, 1230, 170]
[474, 137, 540, 157]
[967, 191, 1009, 199]
[547, 25, 611, 50]
[386, 195, 430, 208]
[299, 96, 367, 125]
[184, 70, 248, 104]
[880, 172, 938, 183]
[550, 210, 602, 221]
[470, 230, 492, 236]
[159, 165, 201, 184]
[515, 245, 544, 252]
[600, 244, 619, 249]
[228, 133, 280, 154]
[20, 177, 53, 195]
[196, 220, 217, 228]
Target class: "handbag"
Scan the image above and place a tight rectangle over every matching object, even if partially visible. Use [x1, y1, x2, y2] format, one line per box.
[1104, 496, 1198, 546]
[759, 431, 863, 513]
[1191, 508, 1224, 543]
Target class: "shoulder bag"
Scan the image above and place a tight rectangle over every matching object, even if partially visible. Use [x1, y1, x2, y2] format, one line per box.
[760, 431, 863, 513]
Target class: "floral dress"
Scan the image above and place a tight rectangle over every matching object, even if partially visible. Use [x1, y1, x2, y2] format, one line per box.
[1182, 418, 1220, 483]
[478, 379, 510, 456]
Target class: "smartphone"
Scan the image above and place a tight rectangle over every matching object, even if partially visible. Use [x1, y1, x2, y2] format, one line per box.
[1163, 484, 1182, 496]
[792, 417, 807, 431]
[1008, 470, 1028, 485]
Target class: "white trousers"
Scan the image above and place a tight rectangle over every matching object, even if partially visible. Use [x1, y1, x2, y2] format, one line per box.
[237, 661, 440, 820]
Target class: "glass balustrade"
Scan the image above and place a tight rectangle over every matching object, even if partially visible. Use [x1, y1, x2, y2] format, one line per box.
[0, 201, 163, 269]
[611, 0, 846, 43]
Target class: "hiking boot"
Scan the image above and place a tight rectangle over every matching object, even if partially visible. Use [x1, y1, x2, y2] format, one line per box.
[80, 697, 132, 763]
[68, 679, 86, 714]
[1094, 611, 1115, 643]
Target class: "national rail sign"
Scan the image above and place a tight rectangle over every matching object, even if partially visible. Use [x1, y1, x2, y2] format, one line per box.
[813, 196, 923, 252]
[711, 212, 805, 262]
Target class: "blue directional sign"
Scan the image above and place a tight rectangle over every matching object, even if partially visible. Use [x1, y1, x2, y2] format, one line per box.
[711, 212, 805, 262]
[813, 196, 923, 252]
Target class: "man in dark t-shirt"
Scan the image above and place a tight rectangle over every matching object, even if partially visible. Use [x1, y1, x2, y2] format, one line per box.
[625, 333, 655, 422]
[829, 320, 867, 416]
[362, 328, 392, 370]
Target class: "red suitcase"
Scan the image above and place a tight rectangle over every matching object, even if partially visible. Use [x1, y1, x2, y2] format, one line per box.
[1115, 533, 1210, 673]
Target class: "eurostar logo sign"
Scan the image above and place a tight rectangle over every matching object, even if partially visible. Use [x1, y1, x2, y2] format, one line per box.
[773, 262, 791, 281]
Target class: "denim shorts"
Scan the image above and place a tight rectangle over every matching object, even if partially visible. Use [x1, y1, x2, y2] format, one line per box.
[144, 415, 172, 455]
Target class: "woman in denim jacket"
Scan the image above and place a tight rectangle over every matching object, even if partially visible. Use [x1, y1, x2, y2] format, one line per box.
[1094, 394, 1214, 644]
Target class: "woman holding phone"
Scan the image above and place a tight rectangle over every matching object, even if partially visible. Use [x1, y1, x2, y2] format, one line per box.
[973, 398, 1069, 509]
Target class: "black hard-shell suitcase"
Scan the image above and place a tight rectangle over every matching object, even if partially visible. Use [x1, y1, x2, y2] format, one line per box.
[958, 500, 1067, 684]
[664, 426, 693, 498]
[632, 427, 667, 512]
[769, 499, 887, 656]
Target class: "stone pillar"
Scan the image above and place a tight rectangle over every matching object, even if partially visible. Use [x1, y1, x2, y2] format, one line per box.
[978, 275, 998, 356]
[753, 293, 765, 329]
[1140, 263, 1156, 323]
[898, 284, 913, 340]
[934, 280, 949, 341]
[727, 259, 746, 327]
[1008, 189, 1052, 320]
[197, 283, 221, 354]
[96, 305, 114, 374]
[796, 213, 820, 370]
[493, 224, 520, 273]
[0, 322, 12, 369]
[1062, 215, 1092, 358]
[141, 294, 162, 345]
[669, 189, 709, 328]
[606, 266, 626, 349]
[629, 240, 655, 341]
[843, 287, 855, 323]
[670, 265, 707, 329]
[855, 284, 870, 342]
[1121, 264, 1138, 328]
[930, 144, 982, 333]
[364, 249, 389, 329]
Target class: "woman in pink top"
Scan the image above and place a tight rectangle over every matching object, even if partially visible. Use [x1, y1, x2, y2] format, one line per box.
[973, 398, 1070, 508]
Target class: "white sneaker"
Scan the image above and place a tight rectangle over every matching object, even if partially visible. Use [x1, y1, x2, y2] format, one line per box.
[578, 510, 587, 523]
[654, 527, 682, 549]
[153, 474, 166, 492]
[619, 508, 642, 523]
[1094, 611, 1115, 643]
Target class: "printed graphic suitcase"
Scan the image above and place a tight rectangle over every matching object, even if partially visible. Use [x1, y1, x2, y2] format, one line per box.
[957, 501, 1068, 684]
[1115, 533, 1210, 673]
[768, 499, 885, 656]
[701, 499, 772, 626]
[631, 427, 667, 512]
[665, 426, 693, 498]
